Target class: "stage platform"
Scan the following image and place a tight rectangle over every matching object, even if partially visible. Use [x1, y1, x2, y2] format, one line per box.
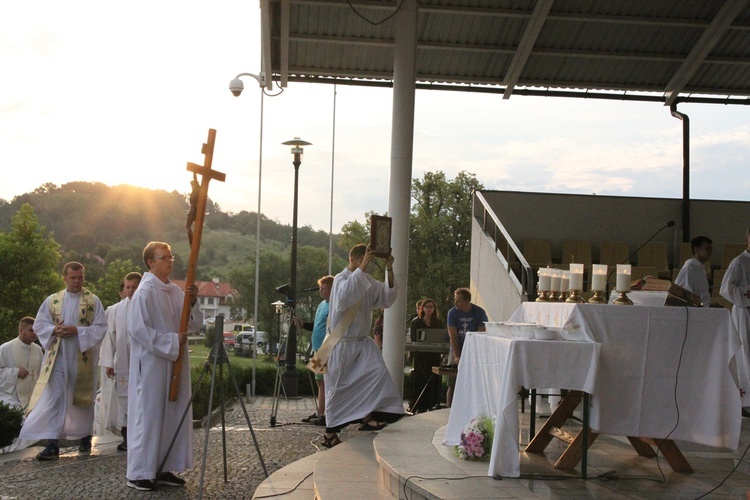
[254, 404, 750, 499]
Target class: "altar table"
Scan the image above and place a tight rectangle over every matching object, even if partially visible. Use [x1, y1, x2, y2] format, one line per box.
[442, 334, 600, 477]
[444, 303, 742, 478]
[511, 303, 742, 448]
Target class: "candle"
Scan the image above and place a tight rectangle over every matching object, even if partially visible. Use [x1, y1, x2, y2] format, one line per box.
[561, 270, 570, 292]
[616, 264, 631, 292]
[538, 267, 551, 292]
[568, 263, 584, 290]
[591, 264, 607, 291]
[550, 269, 562, 293]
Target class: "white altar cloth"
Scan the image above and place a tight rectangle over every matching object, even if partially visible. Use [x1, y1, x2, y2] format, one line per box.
[443, 334, 600, 477]
[510, 303, 742, 449]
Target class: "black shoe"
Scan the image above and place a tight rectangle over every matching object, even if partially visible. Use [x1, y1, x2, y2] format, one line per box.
[116, 441, 127, 452]
[127, 479, 156, 491]
[79, 435, 92, 453]
[301, 413, 319, 423]
[36, 441, 60, 461]
[156, 472, 185, 487]
[313, 415, 326, 426]
[742, 408, 750, 418]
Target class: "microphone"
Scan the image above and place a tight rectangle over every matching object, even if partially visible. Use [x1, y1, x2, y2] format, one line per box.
[606, 220, 676, 296]
[618, 220, 675, 267]
[300, 286, 320, 292]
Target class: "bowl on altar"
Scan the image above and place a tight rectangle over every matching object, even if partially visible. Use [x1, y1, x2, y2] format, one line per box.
[516, 323, 537, 339]
[484, 322, 504, 334]
[534, 327, 558, 340]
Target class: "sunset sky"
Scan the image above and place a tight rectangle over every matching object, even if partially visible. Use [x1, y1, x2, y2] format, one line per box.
[3, 1, 749, 233]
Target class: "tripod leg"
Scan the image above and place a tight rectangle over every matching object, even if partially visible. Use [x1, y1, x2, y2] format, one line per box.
[198, 342, 223, 500]
[220, 363, 228, 483]
[224, 354, 269, 477]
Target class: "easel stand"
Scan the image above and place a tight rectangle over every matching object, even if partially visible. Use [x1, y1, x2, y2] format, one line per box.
[159, 314, 268, 499]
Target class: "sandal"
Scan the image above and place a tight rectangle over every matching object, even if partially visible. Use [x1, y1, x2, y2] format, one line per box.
[358, 421, 387, 431]
[321, 434, 341, 448]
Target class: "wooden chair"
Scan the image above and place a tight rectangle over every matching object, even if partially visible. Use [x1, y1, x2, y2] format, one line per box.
[637, 242, 670, 279]
[562, 240, 592, 269]
[599, 241, 630, 267]
[523, 239, 552, 270]
[721, 243, 746, 270]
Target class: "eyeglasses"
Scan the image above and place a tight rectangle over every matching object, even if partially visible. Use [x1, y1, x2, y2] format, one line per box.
[154, 255, 175, 262]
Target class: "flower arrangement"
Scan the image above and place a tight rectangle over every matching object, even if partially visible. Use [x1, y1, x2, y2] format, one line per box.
[455, 414, 494, 461]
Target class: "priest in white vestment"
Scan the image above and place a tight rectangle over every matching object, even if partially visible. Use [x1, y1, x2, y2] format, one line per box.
[20, 262, 107, 460]
[126, 242, 201, 491]
[674, 235, 713, 307]
[0, 317, 42, 453]
[720, 229, 750, 412]
[99, 272, 141, 451]
[322, 244, 404, 448]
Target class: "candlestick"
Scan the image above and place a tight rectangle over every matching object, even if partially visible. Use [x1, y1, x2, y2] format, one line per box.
[568, 264, 584, 291]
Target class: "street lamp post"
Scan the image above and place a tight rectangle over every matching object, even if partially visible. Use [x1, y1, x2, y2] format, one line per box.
[280, 137, 312, 397]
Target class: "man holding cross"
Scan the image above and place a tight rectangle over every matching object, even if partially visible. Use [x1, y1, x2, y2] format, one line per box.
[126, 242, 201, 491]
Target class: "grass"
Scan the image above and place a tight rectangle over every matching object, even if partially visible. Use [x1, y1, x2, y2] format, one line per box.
[188, 343, 278, 371]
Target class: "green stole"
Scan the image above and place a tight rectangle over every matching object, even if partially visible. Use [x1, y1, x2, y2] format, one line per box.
[27, 289, 96, 415]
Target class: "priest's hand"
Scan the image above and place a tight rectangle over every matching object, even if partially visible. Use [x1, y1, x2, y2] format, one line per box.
[360, 248, 375, 271]
[179, 332, 188, 345]
[106, 367, 115, 378]
[53, 324, 78, 338]
[17, 367, 29, 379]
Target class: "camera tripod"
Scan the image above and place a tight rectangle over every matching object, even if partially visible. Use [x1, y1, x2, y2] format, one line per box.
[269, 301, 319, 427]
[159, 313, 267, 499]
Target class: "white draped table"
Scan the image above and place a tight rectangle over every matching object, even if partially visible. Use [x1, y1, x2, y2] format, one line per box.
[511, 303, 742, 448]
[444, 302, 743, 478]
[442, 334, 600, 477]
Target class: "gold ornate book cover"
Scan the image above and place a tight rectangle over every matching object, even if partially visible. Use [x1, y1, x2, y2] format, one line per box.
[370, 215, 392, 258]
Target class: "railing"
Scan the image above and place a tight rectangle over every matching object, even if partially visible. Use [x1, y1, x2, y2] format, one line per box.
[473, 191, 534, 299]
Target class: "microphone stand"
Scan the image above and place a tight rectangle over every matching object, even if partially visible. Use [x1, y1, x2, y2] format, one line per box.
[605, 221, 675, 302]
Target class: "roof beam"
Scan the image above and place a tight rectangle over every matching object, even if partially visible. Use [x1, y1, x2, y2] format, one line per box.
[502, 0, 554, 99]
[663, 0, 748, 106]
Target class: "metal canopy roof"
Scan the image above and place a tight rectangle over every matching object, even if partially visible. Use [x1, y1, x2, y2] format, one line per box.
[262, 0, 750, 105]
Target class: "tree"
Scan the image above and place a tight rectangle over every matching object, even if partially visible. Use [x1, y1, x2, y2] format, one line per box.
[0, 204, 62, 343]
[89, 259, 142, 309]
[409, 171, 483, 314]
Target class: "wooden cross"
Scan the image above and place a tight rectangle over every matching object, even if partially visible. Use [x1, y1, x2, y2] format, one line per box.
[169, 128, 226, 401]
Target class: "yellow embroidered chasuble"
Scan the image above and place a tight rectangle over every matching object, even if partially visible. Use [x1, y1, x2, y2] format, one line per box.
[27, 289, 96, 414]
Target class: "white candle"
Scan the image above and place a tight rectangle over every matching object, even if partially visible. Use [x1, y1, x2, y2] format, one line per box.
[538, 267, 552, 292]
[616, 264, 631, 292]
[561, 270, 570, 292]
[568, 264, 584, 290]
[550, 269, 562, 292]
[591, 264, 607, 291]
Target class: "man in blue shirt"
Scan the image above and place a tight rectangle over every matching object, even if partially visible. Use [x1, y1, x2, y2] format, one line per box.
[446, 287, 487, 406]
[297, 275, 333, 426]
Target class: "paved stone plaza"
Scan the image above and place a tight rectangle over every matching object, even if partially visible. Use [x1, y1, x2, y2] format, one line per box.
[0, 396, 337, 499]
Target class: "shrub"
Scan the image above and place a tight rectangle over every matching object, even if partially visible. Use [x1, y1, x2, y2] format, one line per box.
[0, 402, 24, 449]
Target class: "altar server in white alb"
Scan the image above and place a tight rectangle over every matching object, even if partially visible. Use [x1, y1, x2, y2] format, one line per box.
[0, 317, 42, 409]
[674, 235, 713, 307]
[321, 244, 404, 448]
[126, 242, 201, 492]
[99, 272, 141, 452]
[720, 227, 750, 414]
[0, 317, 43, 452]
[20, 262, 107, 460]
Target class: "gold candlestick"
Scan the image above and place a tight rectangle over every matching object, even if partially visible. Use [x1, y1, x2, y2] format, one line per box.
[566, 290, 585, 303]
[588, 291, 606, 304]
[613, 291, 633, 305]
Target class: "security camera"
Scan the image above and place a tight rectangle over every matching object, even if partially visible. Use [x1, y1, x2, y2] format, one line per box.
[229, 78, 244, 97]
